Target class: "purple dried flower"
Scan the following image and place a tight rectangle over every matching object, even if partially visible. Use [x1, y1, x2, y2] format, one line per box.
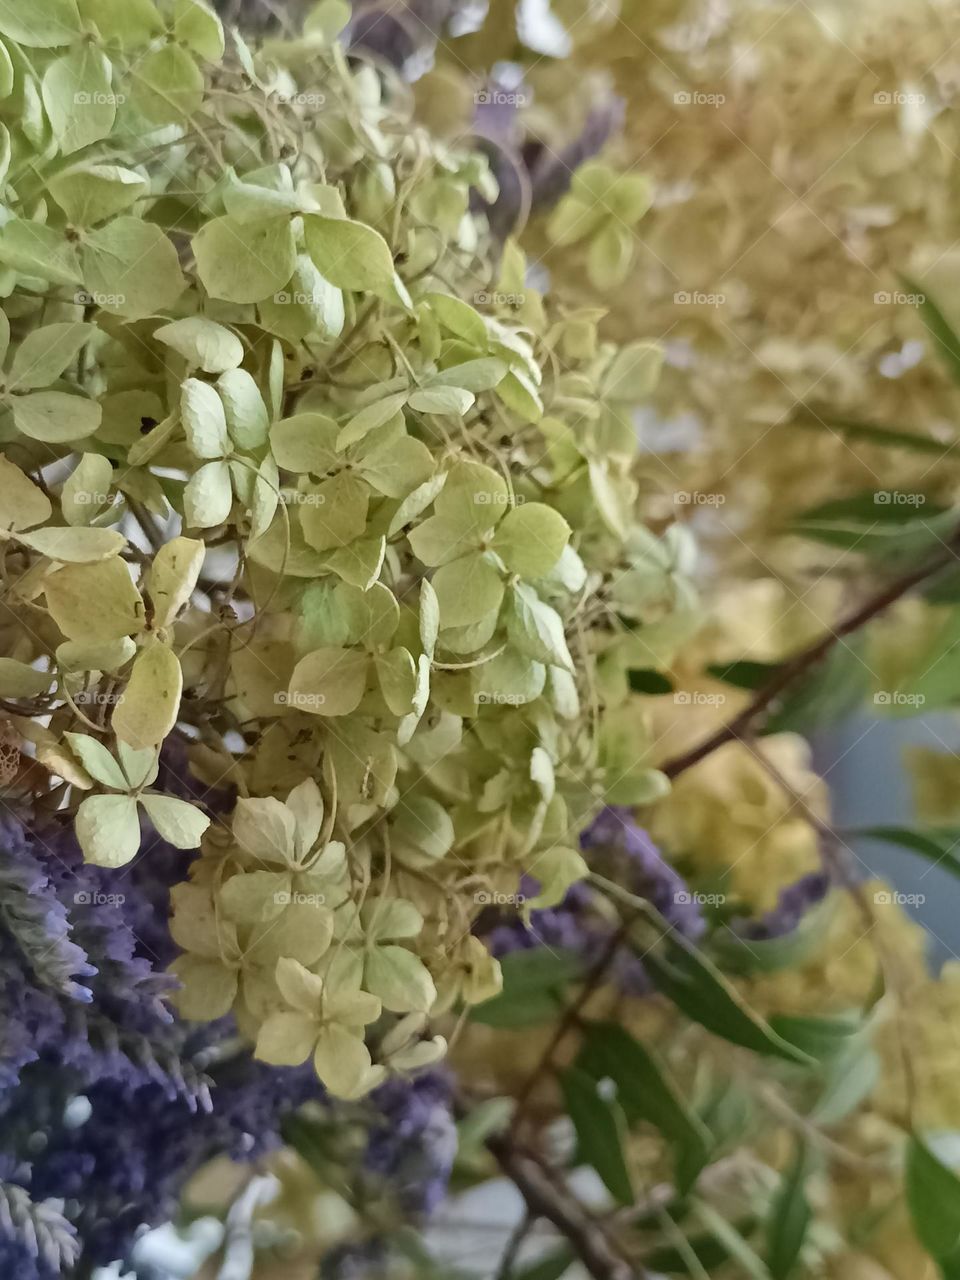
[735, 872, 831, 942]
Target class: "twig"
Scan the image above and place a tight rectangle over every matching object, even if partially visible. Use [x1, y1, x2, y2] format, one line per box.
[485, 1134, 640, 1280]
[496, 1210, 535, 1280]
[660, 536, 960, 780]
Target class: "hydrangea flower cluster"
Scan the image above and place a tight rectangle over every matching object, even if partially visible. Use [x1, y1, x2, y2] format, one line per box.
[0, 0, 694, 1111]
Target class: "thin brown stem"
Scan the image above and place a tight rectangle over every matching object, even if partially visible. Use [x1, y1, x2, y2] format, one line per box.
[661, 536, 960, 780]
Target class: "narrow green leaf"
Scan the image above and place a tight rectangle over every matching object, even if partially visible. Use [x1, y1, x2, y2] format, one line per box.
[559, 1067, 634, 1206]
[765, 1138, 811, 1280]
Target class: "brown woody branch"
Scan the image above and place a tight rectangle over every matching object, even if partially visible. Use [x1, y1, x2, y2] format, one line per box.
[485, 1133, 640, 1280]
[661, 535, 960, 779]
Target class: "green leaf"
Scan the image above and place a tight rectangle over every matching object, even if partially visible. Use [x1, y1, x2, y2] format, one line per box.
[300, 473, 369, 550]
[796, 410, 953, 457]
[426, 291, 487, 348]
[0, 456, 51, 530]
[155, 317, 242, 374]
[131, 42, 203, 124]
[270, 412, 339, 472]
[493, 503, 570, 579]
[324, 535, 385, 589]
[389, 793, 454, 865]
[627, 668, 674, 694]
[766, 1012, 861, 1062]
[851, 826, 960, 883]
[193, 213, 296, 304]
[643, 930, 815, 1065]
[0, 38, 11, 97]
[906, 1136, 960, 1263]
[559, 1067, 634, 1206]
[691, 1202, 769, 1280]
[713, 895, 835, 975]
[766, 1139, 811, 1280]
[287, 646, 368, 716]
[408, 384, 475, 415]
[303, 215, 396, 297]
[0, 220, 81, 285]
[140, 793, 210, 847]
[364, 945, 436, 1013]
[903, 277, 960, 388]
[112, 642, 182, 751]
[19, 526, 124, 563]
[217, 369, 269, 449]
[75, 793, 141, 866]
[64, 731, 128, 790]
[507, 582, 573, 671]
[336, 392, 407, 450]
[173, 0, 223, 60]
[357, 435, 434, 498]
[8, 323, 95, 393]
[588, 222, 633, 290]
[764, 639, 868, 735]
[809, 1044, 881, 1125]
[42, 45, 115, 154]
[497, 368, 543, 423]
[0, 658, 54, 698]
[183, 459, 233, 528]
[13, 391, 101, 443]
[375, 647, 416, 716]
[789, 490, 954, 557]
[81, 218, 186, 319]
[116, 740, 158, 789]
[0, 0, 81, 46]
[432, 357, 506, 391]
[471, 949, 582, 1027]
[48, 163, 147, 225]
[48, 558, 141, 641]
[432, 552, 504, 628]
[289, 253, 344, 341]
[601, 341, 663, 401]
[576, 1022, 712, 1193]
[181, 378, 229, 458]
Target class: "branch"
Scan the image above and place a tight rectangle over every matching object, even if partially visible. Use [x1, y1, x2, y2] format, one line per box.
[485, 1134, 640, 1280]
[661, 536, 960, 780]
